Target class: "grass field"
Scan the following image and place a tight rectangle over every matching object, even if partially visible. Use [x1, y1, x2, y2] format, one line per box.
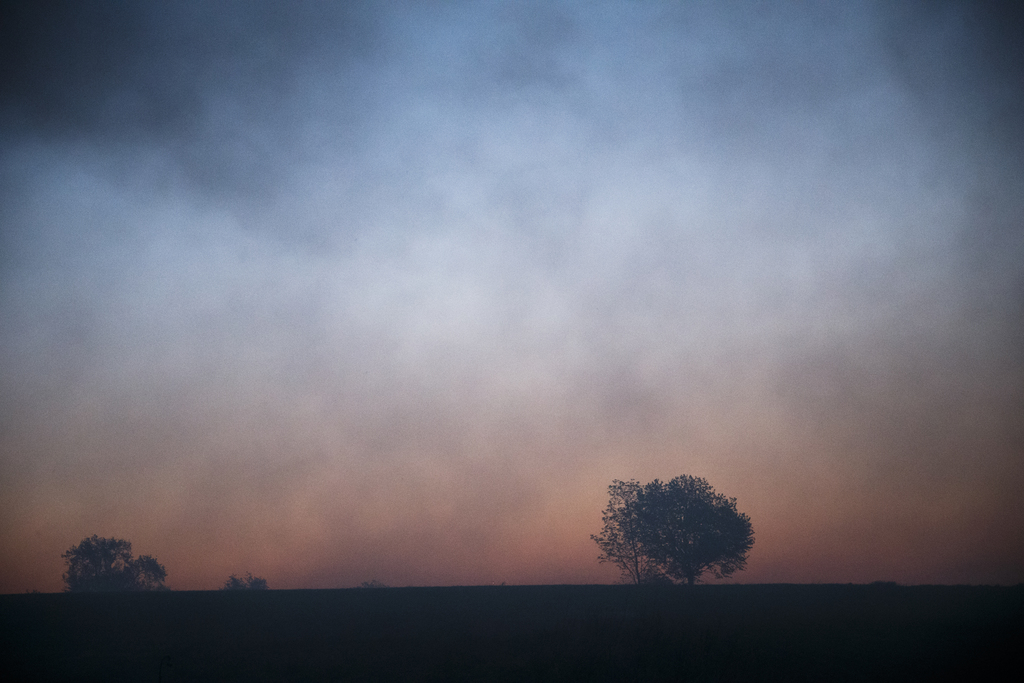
[2, 583, 1021, 681]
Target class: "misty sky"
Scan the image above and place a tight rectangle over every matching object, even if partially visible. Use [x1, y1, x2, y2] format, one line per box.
[1, 1, 1022, 592]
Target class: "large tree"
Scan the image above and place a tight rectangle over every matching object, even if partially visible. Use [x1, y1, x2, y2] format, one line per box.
[61, 535, 167, 592]
[593, 476, 754, 585]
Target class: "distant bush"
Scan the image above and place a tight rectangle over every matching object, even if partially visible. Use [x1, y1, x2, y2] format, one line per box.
[222, 572, 269, 590]
[358, 580, 389, 589]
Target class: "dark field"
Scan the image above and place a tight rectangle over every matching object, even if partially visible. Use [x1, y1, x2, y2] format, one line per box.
[2, 584, 1021, 682]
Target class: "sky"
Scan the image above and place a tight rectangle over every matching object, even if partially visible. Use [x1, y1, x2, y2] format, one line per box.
[1, 0, 1022, 593]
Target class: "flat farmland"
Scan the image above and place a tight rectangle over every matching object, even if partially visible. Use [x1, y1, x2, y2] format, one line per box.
[2, 584, 1021, 681]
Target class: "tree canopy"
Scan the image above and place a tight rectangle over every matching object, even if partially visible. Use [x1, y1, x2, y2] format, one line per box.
[592, 476, 754, 585]
[61, 535, 167, 592]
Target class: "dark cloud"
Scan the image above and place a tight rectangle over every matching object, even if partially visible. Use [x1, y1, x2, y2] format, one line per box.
[1, 0, 380, 200]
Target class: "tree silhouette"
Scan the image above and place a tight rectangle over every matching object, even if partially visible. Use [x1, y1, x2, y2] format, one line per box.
[222, 572, 269, 590]
[590, 480, 666, 584]
[61, 535, 167, 592]
[593, 476, 753, 585]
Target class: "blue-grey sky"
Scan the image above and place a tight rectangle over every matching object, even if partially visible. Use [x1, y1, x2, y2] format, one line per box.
[1, 0, 1022, 592]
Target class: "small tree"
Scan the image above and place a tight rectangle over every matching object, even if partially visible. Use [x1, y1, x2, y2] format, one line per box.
[61, 535, 167, 592]
[590, 480, 665, 584]
[222, 572, 268, 590]
[593, 476, 753, 585]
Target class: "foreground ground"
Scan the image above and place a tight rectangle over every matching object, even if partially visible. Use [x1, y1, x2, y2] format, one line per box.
[1, 583, 1021, 681]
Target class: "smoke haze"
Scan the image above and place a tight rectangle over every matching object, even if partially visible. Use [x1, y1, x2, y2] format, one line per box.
[2, 1, 1022, 591]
